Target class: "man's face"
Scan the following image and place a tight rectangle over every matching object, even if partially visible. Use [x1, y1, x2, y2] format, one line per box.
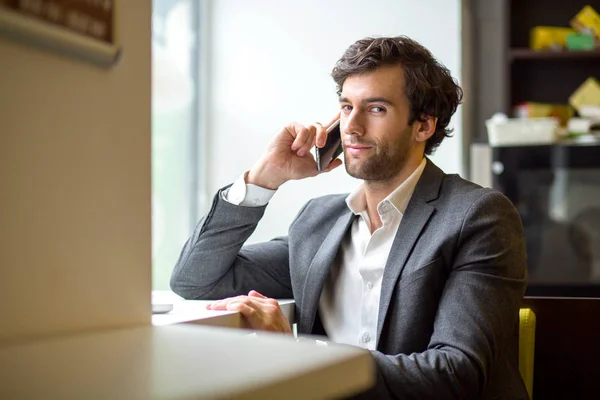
[339, 65, 416, 181]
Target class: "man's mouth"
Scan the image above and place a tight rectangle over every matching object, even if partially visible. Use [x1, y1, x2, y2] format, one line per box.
[345, 143, 374, 154]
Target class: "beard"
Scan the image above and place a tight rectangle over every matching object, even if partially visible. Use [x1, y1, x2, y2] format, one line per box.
[343, 126, 413, 181]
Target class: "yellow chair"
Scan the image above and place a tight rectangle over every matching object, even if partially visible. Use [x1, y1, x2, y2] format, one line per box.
[518, 308, 536, 399]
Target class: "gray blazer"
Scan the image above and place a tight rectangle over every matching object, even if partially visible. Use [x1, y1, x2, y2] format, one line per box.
[171, 159, 529, 400]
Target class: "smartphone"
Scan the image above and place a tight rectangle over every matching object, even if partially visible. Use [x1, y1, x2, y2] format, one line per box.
[315, 119, 342, 172]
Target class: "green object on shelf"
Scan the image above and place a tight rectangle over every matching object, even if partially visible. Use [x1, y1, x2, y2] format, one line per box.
[566, 33, 596, 50]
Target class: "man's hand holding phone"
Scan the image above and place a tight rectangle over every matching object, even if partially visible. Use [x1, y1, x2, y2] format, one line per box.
[247, 115, 343, 190]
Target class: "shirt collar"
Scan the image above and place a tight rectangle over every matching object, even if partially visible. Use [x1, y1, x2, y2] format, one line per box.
[345, 158, 427, 217]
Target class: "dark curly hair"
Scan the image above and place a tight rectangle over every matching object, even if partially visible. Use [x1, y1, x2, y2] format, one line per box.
[331, 36, 463, 155]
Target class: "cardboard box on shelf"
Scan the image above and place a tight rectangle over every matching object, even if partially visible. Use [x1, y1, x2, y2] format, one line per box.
[486, 113, 559, 147]
[567, 117, 600, 135]
[571, 5, 600, 39]
[569, 77, 600, 112]
[513, 102, 573, 126]
[566, 33, 596, 50]
[530, 26, 577, 50]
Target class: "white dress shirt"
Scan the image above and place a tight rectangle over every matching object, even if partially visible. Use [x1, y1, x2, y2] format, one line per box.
[319, 159, 426, 350]
[223, 158, 427, 350]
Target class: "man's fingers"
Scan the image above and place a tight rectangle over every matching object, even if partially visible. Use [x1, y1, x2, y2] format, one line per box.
[286, 123, 304, 148]
[206, 295, 246, 310]
[289, 124, 315, 155]
[323, 157, 343, 173]
[246, 294, 279, 307]
[212, 297, 290, 333]
[227, 300, 274, 329]
[248, 290, 267, 298]
[316, 114, 341, 148]
[280, 118, 340, 161]
[324, 113, 341, 130]
[299, 125, 317, 156]
[315, 122, 328, 149]
[209, 294, 275, 309]
[226, 302, 261, 328]
[206, 299, 229, 310]
[298, 141, 316, 158]
[226, 301, 256, 316]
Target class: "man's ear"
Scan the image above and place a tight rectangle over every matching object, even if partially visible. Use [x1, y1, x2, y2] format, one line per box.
[413, 115, 438, 143]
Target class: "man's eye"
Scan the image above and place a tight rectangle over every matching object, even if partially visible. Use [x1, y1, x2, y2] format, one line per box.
[371, 106, 385, 113]
[341, 105, 352, 111]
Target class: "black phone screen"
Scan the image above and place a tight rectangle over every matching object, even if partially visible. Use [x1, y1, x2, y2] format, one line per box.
[316, 120, 342, 172]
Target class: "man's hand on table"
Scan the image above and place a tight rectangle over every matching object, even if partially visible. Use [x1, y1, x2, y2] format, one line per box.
[206, 290, 293, 334]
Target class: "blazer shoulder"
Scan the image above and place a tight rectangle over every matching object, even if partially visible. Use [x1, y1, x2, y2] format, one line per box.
[300, 193, 349, 217]
[439, 174, 516, 213]
[289, 193, 349, 232]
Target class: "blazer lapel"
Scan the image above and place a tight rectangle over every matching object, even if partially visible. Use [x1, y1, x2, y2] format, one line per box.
[376, 159, 445, 342]
[298, 210, 355, 334]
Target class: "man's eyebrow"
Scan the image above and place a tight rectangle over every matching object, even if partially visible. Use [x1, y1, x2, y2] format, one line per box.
[338, 96, 394, 105]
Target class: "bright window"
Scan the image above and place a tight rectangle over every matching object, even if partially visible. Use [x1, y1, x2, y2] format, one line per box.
[151, 0, 200, 290]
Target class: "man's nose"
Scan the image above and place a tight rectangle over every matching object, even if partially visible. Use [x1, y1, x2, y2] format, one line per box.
[342, 110, 365, 137]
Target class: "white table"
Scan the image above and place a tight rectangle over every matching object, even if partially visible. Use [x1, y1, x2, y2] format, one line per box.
[152, 291, 295, 329]
[0, 324, 374, 399]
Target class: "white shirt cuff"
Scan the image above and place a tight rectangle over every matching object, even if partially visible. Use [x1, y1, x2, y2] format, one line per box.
[222, 171, 276, 207]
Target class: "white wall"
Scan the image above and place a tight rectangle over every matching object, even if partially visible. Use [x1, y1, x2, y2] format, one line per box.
[0, 2, 151, 341]
[205, 0, 462, 243]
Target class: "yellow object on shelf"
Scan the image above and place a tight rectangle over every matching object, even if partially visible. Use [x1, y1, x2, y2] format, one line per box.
[513, 103, 573, 127]
[569, 77, 600, 111]
[571, 5, 600, 39]
[530, 26, 577, 50]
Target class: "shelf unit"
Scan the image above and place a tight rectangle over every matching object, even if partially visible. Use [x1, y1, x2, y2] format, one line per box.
[508, 0, 600, 114]
[509, 48, 600, 61]
[470, 0, 600, 140]
[467, 1, 600, 398]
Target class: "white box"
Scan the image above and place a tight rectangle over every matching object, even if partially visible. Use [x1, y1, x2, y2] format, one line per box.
[486, 115, 559, 147]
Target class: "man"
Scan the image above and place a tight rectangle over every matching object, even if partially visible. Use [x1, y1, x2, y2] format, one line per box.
[171, 36, 529, 399]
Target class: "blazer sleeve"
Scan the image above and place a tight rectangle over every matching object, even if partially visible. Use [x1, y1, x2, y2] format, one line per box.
[352, 190, 528, 400]
[170, 186, 307, 300]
